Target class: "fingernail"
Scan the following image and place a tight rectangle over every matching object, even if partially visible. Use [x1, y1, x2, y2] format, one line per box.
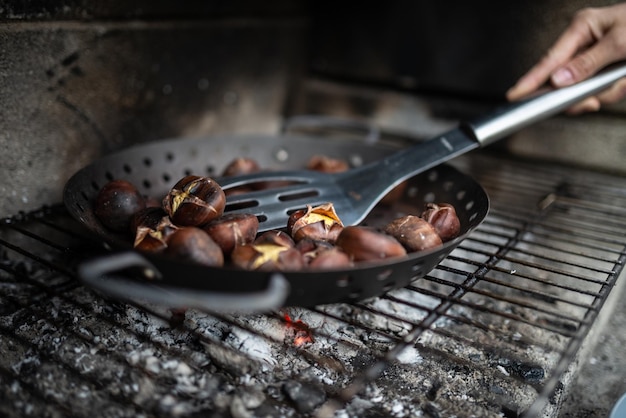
[552, 68, 574, 86]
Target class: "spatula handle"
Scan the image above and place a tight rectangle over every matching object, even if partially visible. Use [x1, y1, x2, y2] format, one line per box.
[468, 62, 626, 146]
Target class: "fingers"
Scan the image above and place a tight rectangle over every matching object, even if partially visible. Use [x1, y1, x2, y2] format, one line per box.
[551, 35, 626, 88]
[507, 2, 626, 117]
[564, 97, 601, 115]
[596, 77, 626, 104]
[506, 9, 599, 101]
[561, 77, 626, 115]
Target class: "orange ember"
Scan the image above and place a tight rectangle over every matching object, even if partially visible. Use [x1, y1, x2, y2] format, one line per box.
[284, 313, 314, 346]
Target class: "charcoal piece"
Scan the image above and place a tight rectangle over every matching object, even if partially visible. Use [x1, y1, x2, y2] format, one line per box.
[282, 380, 326, 414]
[509, 361, 545, 383]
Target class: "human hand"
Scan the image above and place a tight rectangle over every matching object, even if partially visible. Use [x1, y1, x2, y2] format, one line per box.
[506, 3, 626, 113]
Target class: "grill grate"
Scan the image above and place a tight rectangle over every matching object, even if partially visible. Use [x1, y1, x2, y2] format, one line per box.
[1, 151, 625, 417]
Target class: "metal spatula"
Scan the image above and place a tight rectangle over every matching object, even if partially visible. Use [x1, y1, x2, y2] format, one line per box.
[219, 63, 626, 232]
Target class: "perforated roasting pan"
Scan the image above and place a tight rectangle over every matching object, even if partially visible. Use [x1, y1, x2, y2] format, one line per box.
[63, 133, 489, 312]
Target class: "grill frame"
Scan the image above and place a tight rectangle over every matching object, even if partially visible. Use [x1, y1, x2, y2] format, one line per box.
[1, 150, 625, 417]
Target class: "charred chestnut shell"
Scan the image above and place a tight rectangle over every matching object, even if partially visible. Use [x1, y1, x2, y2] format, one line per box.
[163, 227, 224, 267]
[163, 175, 226, 227]
[421, 202, 461, 242]
[335, 226, 406, 262]
[384, 215, 443, 252]
[288, 203, 344, 243]
[94, 179, 146, 233]
[203, 213, 259, 256]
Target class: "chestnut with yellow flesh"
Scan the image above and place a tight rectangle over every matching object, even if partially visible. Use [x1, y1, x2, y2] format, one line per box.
[289, 203, 344, 243]
[131, 207, 178, 252]
[163, 175, 226, 227]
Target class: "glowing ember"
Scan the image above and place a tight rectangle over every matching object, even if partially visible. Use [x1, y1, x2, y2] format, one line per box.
[283, 313, 314, 346]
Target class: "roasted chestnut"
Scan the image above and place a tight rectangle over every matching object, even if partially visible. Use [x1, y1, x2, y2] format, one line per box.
[94, 179, 146, 233]
[288, 203, 344, 243]
[231, 230, 304, 271]
[130, 207, 178, 252]
[203, 213, 259, 256]
[306, 155, 349, 173]
[383, 215, 442, 252]
[254, 230, 296, 248]
[379, 182, 408, 206]
[295, 238, 334, 262]
[163, 227, 224, 267]
[335, 226, 406, 262]
[221, 157, 262, 177]
[308, 248, 352, 269]
[163, 175, 226, 227]
[420, 202, 461, 242]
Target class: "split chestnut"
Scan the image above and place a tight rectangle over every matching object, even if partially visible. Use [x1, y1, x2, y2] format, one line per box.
[92, 156, 462, 272]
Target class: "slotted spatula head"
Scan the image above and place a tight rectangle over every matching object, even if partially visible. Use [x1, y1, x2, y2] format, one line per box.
[218, 61, 626, 232]
[218, 128, 479, 231]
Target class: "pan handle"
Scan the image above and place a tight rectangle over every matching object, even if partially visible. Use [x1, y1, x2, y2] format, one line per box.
[468, 61, 626, 146]
[77, 252, 290, 313]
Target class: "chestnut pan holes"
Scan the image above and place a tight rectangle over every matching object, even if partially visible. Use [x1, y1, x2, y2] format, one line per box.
[427, 170, 439, 182]
[143, 157, 152, 167]
[411, 261, 425, 273]
[423, 192, 435, 203]
[376, 269, 393, 281]
[382, 281, 396, 293]
[142, 179, 152, 190]
[406, 186, 419, 198]
[123, 164, 132, 174]
[469, 211, 478, 222]
[456, 190, 467, 200]
[162, 173, 171, 183]
[91, 181, 100, 191]
[225, 200, 259, 212]
[165, 152, 175, 162]
[278, 189, 319, 202]
[465, 200, 475, 210]
[335, 275, 352, 288]
[76, 202, 84, 213]
[347, 289, 363, 300]
[105, 171, 114, 181]
[443, 180, 454, 191]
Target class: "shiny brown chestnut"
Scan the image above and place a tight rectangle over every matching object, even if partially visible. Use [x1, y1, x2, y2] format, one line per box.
[221, 157, 262, 177]
[163, 227, 224, 267]
[254, 230, 296, 248]
[383, 215, 443, 252]
[163, 175, 226, 227]
[231, 231, 304, 271]
[295, 238, 334, 263]
[306, 155, 349, 173]
[221, 158, 262, 196]
[130, 207, 178, 252]
[94, 179, 146, 233]
[335, 226, 406, 262]
[308, 248, 353, 270]
[379, 181, 408, 206]
[203, 213, 259, 256]
[421, 202, 461, 242]
[288, 203, 344, 243]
